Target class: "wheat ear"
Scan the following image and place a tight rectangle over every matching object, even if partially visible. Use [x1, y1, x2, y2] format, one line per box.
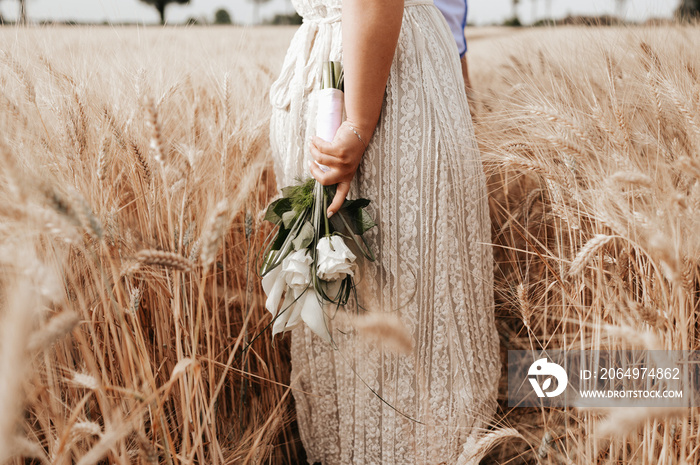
[568, 234, 615, 276]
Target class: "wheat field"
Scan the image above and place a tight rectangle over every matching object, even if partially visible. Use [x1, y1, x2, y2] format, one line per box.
[0, 23, 699, 464]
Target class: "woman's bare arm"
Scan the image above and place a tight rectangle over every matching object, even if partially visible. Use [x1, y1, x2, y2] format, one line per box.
[309, 0, 404, 217]
[341, 0, 404, 137]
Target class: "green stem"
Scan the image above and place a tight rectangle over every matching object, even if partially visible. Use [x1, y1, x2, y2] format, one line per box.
[323, 186, 330, 237]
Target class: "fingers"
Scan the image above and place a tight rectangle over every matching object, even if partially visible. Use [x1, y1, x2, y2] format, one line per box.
[308, 159, 327, 184]
[309, 142, 339, 168]
[311, 136, 335, 155]
[309, 163, 350, 217]
[327, 182, 350, 218]
[309, 160, 342, 186]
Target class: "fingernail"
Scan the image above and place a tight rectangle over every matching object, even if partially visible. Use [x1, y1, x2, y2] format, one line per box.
[327, 210, 334, 218]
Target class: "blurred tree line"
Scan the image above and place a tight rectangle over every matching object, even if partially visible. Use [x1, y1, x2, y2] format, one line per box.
[137, 0, 300, 25]
[676, 0, 700, 19]
[0, 0, 697, 27]
[506, 0, 699, 26]
[0, 0, 26, 24]
[140, 0, 189, 25]
[214, 8, 232, 24]
[269, 12, 302, 25]
[0, 0, 297, 26]
[508, 0, 630, 25]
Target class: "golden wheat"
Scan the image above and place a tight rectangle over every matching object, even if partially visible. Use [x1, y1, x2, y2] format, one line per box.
[1, 22, 699, 465]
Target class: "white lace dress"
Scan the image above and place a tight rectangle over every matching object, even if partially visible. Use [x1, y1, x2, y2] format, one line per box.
[268, 1, 501, 463]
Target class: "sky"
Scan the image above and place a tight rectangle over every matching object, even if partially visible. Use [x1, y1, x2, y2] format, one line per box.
[0, 0, 681, 26]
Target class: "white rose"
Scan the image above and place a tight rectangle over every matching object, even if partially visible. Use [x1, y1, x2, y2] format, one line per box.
[263, 244, 348, 343]
[316, 235, 356, 281]
[263, 249, 313, 339]
[281, 248, 313, 295]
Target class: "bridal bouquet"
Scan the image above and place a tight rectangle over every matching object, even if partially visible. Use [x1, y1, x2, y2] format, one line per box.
[259, 61, 376, 344]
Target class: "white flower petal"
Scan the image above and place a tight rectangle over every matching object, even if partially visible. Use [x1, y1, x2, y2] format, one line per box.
[261, 265, 279, 295]
[272, 290, 296, 337]
[262, 267, 285, 317]
[286, 293, 304, 329]
[330, 235, 356, 261]
[316, 235, 357, 281]
[282, 249, 313, 290]
[300, 291, 331, 343]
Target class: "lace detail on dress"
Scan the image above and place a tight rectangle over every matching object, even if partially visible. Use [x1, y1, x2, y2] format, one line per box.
[269, 2, 501, 463]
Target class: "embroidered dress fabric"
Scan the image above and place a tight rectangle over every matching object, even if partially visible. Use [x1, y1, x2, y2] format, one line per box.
[268, 1, 500, 463]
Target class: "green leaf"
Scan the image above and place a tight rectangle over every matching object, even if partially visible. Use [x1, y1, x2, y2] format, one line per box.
[289, 177, 317, 213]
[337, 198, 376, 236]
[342, 198, 371, 211]
[281, 185, 296, 198]
[271, 224, 291, 251]
[329, 212, 345, 233]
[282, 209, 298, 229]
[354, 207, 377, 235]
[331, 212, 377, 262]
[264, 197, 293, 224]
[262, 249, 276, 272]
[274, 197, 293, 216]
[292, 221, 315, 251]
[330, 198, 376, 236]
[264, 198, 283, 223]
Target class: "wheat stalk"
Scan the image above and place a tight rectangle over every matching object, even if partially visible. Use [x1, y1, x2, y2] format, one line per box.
[71, 421, 103, 438]
[602, 323, 662, 350]
[97, 136, 109, 184]
[349, 311, 413, 354]
[129, 140, 152, 184]
[69, 190, 103, 240]
[516, 282, 533, 331]
[459, 428, 525, 464]
[145, 97, 165, 168]
[662, 79, 700, 138]
[27, 311, 80, 352]
[608, 171, 653, 188]
[527, 107, 593, 147]
[135, 249, 194, 273]
[0, 50, 36, 103]
[200, 200, 230, 268]
[568, 234, 615, 276]
[587, 407, 686, 438]
[70, 372, 100, 391]
[103, 105, 126, 149]
[7, 436, 48, 464]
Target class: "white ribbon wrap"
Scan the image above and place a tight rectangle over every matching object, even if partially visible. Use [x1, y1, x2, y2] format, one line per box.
[315, 87, 344, 173]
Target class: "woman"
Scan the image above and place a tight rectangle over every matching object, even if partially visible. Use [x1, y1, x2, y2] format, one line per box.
[268, 0, 500, 463]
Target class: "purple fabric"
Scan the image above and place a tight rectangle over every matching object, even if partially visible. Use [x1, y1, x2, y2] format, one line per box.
[433, 0, 468, 57]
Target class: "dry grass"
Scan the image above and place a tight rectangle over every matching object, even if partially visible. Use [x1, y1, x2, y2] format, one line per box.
[0, 23, 699, 464]
[0, 25, 298, 464]
[472, 25, 700, 464]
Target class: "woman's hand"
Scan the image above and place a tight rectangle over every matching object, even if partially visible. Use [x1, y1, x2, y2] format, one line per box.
[308, 120, 369, 218]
